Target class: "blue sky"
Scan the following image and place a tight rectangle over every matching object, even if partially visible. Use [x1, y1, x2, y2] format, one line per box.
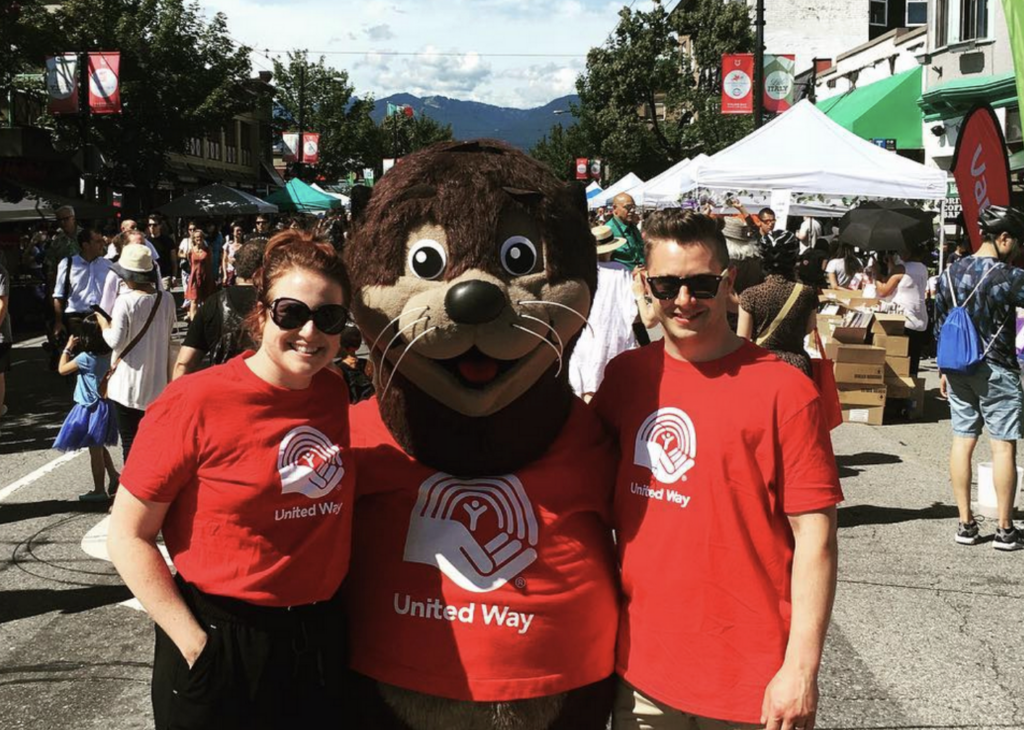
[198, 0, 660, 108]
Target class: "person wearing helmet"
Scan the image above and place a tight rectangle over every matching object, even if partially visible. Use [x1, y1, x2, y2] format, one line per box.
[934, 204, 1024, 551]
[737, 230, 819, 377]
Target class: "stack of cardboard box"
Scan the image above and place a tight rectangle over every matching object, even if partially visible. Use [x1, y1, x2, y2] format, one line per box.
[826, 341, 887, 425]
[872, 315, 925, 418]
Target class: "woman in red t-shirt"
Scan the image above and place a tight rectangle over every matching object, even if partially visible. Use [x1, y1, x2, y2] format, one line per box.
[107, 231, 356, 730]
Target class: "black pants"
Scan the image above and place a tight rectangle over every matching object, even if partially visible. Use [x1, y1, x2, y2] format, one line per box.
[153, 576, 348, 730]
[113, 402, 145, 463]
[907, 327, 929, 377]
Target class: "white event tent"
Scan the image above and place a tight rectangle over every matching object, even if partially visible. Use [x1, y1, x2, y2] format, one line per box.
[634, 155, 711, 208]
[310, 183, 351, 208]
[690, 100, 946, 201]
[589, 172, 644, 209]
[585, 181, 604, 205]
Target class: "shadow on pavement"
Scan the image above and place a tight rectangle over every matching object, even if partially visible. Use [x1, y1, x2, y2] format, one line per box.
[1, 343, 75, 456]
[838, 501, 959, 529]
[0, 585, 133, 624]
[836, 451, 902, 479]
[0, 499, 109, 526]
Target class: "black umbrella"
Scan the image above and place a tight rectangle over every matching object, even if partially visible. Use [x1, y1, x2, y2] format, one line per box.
[838, 201, 936, 253]
[158, 183, 278, 217]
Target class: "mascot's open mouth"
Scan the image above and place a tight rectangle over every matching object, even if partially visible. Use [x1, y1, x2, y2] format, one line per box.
[436, 347, 519, 388]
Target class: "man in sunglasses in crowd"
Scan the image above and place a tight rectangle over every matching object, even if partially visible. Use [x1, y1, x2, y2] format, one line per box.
[591, 209, 842, 730]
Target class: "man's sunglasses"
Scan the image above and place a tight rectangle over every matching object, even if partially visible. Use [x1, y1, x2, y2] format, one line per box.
[269, 297, 348, 335]
[646, 273, 727, 300]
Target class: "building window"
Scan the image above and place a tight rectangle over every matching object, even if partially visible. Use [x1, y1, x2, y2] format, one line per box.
[240, 123, 253, 166]
[206, 135, 221, 161]
[225, 123, 238, 165]
[906, 0, 927, 25]
[187, 137, 203, 157]
[869, 0, 887, 26]
[959, 0, 988, 41]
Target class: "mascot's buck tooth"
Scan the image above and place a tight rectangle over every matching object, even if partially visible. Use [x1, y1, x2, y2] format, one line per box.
[343, 140, 620, 730]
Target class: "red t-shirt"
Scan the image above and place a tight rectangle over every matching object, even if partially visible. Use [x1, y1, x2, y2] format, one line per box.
[592, 340, 842, 723]
[121, 354, 356, 607]
[346, 398, 619, 701]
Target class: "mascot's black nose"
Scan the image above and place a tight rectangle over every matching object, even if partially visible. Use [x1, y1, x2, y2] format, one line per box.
[445, 280, 506, 324]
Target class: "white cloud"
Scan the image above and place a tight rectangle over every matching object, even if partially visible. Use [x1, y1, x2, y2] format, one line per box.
[365, 23, 395, 41]
[495, 61, 584, 107]
[376, 46, 493, 96]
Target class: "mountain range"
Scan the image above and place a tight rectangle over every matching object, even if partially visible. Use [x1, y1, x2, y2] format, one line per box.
[370, 94, 579, 150]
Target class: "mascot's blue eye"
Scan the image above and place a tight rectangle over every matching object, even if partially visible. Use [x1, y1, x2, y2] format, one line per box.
[500, 236, 538, 276]
[407, 239, 447, 280]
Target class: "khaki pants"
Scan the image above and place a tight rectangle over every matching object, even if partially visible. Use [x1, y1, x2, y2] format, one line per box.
[613, 679, 765, 730]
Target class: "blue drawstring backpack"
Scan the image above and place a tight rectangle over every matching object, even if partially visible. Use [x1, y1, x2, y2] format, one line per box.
[936, 264, 1007, 374]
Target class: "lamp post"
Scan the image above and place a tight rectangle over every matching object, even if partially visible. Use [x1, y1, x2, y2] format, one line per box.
[753, 0, 765, 129]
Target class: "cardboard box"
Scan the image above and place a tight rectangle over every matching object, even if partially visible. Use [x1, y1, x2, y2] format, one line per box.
[842, 404, 885, 425]
[873, 333, 910, 357]
[885, 375, 923, 400]
[819, 290, 881, 309]
[826, 343, 888, 365]
[884, 356, 911, 378]
[838, 386, 887, 407]
[872, 313, 906, 335]
[832, 310, 875, 344]
[834, 362, 885, 385]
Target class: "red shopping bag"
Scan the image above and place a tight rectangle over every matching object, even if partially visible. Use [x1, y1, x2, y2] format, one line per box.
[811, 329, 843, 431]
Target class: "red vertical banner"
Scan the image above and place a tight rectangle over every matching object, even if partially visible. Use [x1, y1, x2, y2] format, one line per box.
[763, 54, 796, 113]
[951, 105, 1012, 252]
[46, 54, 79, 115]
[575, 157, 589, 180]
[88, 52, 121, 114]
[302, 133, 320, 164]
[721, 54, 755, 114]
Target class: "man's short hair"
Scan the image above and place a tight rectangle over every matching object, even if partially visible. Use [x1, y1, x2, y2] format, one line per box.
[643, 210, 730, 270]
[126, 230, 145, 244]
[758, 207, 776, 219]
[55, 205, 75, 219]
[77, 227, 98, 246]
[340, 325, 363, 351]
[233, 241, 266, 280]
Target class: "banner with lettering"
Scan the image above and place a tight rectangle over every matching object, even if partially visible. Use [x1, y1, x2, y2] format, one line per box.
[951, 105, 1011, 252]
[45, 55, 79, 116]
[763, 55, 796, 113]
[1004, 0, 1024, 114]
[721, 54, 754, 114]
[87, 52, 121, 114]
[282, 133, 299, 163]
[302, 133, 320, 164]
[575, 157, 589, 181]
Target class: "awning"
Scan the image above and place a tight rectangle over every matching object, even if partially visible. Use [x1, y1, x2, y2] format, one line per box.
[260, 160, 286, 188]
[1010, 149, 1024, 172]
[816, 67, 924, 149]
[918, 71, 1018, 122]
[264, 178, 341, 213]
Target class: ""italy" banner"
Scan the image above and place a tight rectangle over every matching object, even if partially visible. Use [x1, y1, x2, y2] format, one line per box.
[1005, 0, 1024, 112]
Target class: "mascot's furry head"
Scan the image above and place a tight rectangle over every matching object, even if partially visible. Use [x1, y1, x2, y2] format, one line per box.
[345, 140, 595, 476]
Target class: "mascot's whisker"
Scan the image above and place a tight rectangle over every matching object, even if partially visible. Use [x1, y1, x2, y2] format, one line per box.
[517, 313, 564, 357]
[382, 325, 439, 401]
[382, 316, 431, 359]
[518, 300, 593, 335]
[511, 324, 564, 377]
[370, 306, 430, 355]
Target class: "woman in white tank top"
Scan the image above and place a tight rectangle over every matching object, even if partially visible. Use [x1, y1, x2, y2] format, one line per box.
[875, 248, 930, 375]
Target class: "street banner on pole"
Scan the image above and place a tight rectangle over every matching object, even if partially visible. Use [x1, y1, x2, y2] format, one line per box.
[45, 54, 79, 115]
[87, 52, 121, 114]
[951, 104, 1011, 252]
[282, 133, 299, 163]
[575, 157, 589, 180]
[721, 54, 754, 114]
[383, 158, 396, 175]
[302, 133, 320, 164]
[763, 54, 796, 113]
[1004, 0, 1024, 111]
[589, 158, 602, 180]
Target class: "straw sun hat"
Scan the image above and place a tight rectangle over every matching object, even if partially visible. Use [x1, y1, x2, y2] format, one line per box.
[592, 225, 627, 254]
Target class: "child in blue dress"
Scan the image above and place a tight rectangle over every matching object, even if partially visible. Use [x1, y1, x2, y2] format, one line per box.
[54, 315, 120, 502]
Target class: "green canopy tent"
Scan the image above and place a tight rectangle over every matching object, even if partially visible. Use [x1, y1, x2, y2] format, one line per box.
[816, 66, 925, 150]
[264, 179, 342, 213]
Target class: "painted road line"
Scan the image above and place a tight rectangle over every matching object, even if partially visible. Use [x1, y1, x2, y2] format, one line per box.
[0, 450, 84, 502]
[13, 335, 47, 350]
[81, 515, 172, 612]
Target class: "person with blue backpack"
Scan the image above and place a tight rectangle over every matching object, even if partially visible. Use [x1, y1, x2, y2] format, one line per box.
[934, 205, 1024, 551]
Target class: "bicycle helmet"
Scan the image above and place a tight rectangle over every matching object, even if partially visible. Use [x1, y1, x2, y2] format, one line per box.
[979, 205, 1024, 241]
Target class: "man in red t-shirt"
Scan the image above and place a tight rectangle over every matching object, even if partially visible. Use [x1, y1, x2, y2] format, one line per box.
[592, 209, 842, 730]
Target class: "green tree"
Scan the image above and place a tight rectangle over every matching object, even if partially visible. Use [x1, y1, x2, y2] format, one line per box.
[545, 0, 754, 182]
[272, 51, 379, 182]
[26, 0, 253, 210]
[378, 110, 454, 164]
[529, 122, 591, 181]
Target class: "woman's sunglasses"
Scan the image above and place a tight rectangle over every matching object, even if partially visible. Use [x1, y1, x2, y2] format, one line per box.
[646, 273, 727, 300]
[269, 298, 349, 335]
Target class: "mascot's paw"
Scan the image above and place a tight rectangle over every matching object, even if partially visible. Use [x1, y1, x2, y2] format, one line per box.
[379, 683, 564, 730]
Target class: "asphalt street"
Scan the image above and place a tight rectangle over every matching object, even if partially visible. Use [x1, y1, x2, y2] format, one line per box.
[0, 335, 1022, 730]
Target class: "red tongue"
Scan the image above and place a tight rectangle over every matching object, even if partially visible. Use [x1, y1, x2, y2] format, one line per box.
[458, 356, 500, 384]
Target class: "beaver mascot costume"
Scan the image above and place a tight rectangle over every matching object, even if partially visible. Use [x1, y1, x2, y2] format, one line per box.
[343, 139, 619, 730]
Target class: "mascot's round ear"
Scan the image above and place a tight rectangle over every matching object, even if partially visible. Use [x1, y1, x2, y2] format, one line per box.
[567, 180, 588, 218]
[350, 185, 373, 224]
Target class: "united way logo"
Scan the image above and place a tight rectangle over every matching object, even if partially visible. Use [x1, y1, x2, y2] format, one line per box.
[634, 408, 697, 484]
[277, 426, 345, 499]
[404, 473, 539, 593]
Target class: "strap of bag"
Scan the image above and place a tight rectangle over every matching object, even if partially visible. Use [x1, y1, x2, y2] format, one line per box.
[58, 255, 73, 302]
[812, 327, 827, 359]
[756, 283, 804, 347]
[111, 291, 163, 369]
